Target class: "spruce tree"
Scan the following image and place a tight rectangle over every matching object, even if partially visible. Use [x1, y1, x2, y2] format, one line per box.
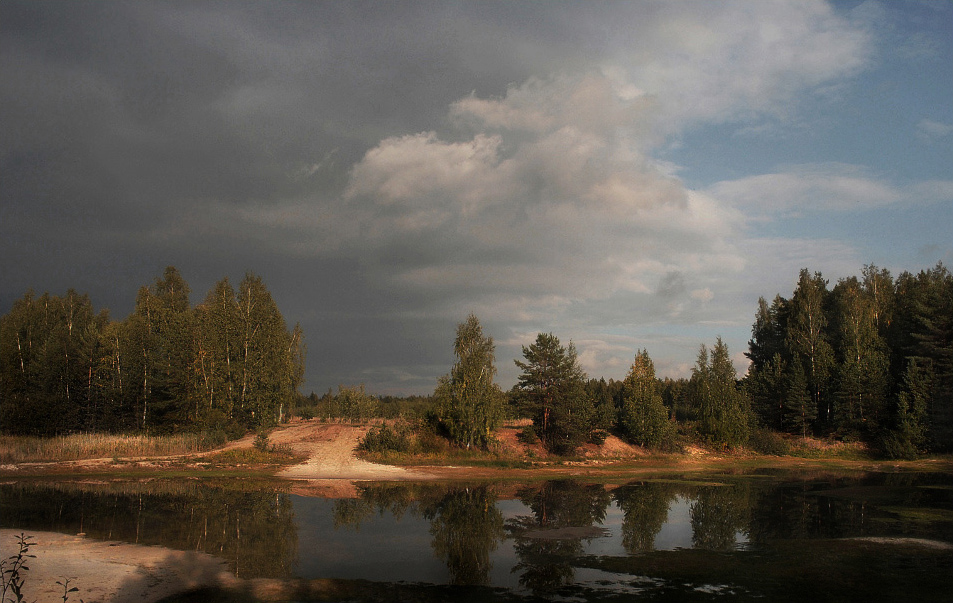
[692, 338, 750, 448]
[620, 349, 672, 448]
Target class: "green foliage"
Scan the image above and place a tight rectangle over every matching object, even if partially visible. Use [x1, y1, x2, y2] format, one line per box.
[358, 421, 415, 454]
[253, 430, 270, 452]
[619, 349, 674, 449]
[336, 384, 381, 421]
[691, 338, 750, 449]
[516, 425, 539, 445]
[786, 269, 835, 431]
[0, 267, 304, 436]
[748, 426, 791, 456]
[831, 275, 890, 438]
[432, 314, 504, 450]
[745, 261, 952, 456]
[783, 356, 815, 438]
[880, 358, 931, 459]
[514, 334, 595, 455]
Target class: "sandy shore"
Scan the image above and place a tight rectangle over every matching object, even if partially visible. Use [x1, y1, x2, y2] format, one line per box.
[0, 530, 236, 603]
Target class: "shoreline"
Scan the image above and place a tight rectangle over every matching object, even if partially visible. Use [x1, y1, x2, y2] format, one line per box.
[0, 529, 235, 603]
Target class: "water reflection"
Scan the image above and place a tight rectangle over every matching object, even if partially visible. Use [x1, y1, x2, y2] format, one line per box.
[613, 481, 675, 553]
[690, 483, 751, 550]
[0, 479, 298, 578]
[2, 471, 952, 601]
[505, 480, 612, 594]
[424, 485, 504, 585]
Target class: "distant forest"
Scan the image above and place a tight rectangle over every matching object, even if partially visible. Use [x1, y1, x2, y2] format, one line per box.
[1, 262, 951, 459]
[0, 267, 304, 435]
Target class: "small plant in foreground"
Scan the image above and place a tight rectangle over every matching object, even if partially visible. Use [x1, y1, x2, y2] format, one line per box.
[56, 577, 81, 602]
[1, 532, 35, 603]
[253, 430, 270, 452]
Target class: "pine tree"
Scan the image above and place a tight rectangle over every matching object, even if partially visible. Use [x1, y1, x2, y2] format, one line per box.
[783, 355, 814, 438]
[881, 357, 931, 459]
[514, 333, 594, 455]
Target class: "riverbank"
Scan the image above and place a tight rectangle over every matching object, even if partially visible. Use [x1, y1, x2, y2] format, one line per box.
[2, 419, 951, 481]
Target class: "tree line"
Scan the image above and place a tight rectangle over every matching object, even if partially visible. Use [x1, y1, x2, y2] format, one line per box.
[425, 262, 951, 459]
[0, 266, 304, 436]
[4, 261, 949, 459]
[745, 263, 952, 456]
[425, 313, 747, 456]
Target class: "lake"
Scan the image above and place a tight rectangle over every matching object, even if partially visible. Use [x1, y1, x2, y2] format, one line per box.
[2, 469, 952, 602]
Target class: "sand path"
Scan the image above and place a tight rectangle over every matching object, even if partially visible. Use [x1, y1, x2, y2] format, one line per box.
[270, 421, 433, 480]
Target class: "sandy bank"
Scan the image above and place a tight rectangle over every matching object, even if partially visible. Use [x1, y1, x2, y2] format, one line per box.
[0, 530, 235, 603]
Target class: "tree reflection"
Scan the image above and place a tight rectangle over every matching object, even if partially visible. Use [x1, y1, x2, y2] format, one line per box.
[332, 482, 426, 530]
[690, 483, 752, 550]
[505, 480, 612, 595]
[332, 482, 505, 586]
[422, 485, 504, 585]
[0, 480, 298, 578]
[613, 481, 676, 553]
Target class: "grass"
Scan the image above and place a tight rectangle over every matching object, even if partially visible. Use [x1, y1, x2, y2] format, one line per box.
[787, 439, 871, 460]
[203, 445, 304, 467]
[0, 432, 225, 464]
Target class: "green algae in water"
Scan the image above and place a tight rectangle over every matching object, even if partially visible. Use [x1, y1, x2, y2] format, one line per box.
[880, 506, 953, 523]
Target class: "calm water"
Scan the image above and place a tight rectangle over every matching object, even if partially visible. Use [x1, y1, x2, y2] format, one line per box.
[2, 470, 952, 602]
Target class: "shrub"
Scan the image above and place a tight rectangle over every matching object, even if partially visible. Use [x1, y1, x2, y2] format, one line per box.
[199, 428, 229, 449]
[517, 425, 539, 445]
[359, 422, 413, 454]
[416, 427, 449, 455]
[748, 427, 790, 456]
[589, 429, 609, 446]
[253, 430, 270, 452]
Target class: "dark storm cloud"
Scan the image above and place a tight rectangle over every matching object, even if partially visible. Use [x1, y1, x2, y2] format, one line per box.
[1, 1, 621, 391]
[2, 1, 889, 393]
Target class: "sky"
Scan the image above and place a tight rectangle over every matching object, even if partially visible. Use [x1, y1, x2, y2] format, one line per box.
[2, 0, 951, 395]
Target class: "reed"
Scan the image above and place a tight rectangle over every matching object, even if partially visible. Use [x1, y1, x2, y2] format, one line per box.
[0, 432, 223, 464]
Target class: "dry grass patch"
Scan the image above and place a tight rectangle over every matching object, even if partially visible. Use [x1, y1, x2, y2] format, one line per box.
[0, 432, 222, 464]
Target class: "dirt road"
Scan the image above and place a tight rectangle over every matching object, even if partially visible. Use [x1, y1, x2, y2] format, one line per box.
[269, 421, 432, 480]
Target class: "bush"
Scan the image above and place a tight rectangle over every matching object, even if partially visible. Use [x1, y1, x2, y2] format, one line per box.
[589, 429, 609, 446]
[748, 427, 790, 456]
[416, 427, 449, 455]
[199, 428, 229, 449]
[879, 433, 918, 460]
[253, 430, 270, 452]
[359, 422, 413, 454]
[517, 425, 539, 445]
